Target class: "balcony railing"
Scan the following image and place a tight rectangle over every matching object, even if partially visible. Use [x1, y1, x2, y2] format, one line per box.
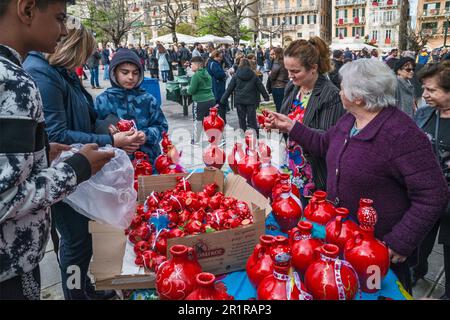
[421, 28, 439, 36]
[335, 0, 367, 7]
[335, 17, 366, 25]
[419, 8, 450, 18]
[261, 5, 319, 15]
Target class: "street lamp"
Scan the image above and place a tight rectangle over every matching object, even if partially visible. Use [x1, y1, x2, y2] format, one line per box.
[444, 12, 450, 47]
[281, 18, 286, 48]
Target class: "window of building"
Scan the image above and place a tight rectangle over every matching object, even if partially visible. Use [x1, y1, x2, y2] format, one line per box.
[274, 0, 278, 9]
[285, 0, 290, 9]
[423, 2, 440, 15]
[297, 0, 302, 7]
[336, 27, 347, 37]
[372, 30, 378, 40]
[263, 18, 268, 26]
[313, 15, 317, 24]
[297, 32, 303, 38]
[352, 26, 364, 37]
[310, 0, 315, 6]
[272, 17, 276, 26]
[421, 22, 438, 34]
[278, 17, 281, 25]
[301, 15, 305, 24]
[445, 1, 450, 11]
[385, 29, 392, 39]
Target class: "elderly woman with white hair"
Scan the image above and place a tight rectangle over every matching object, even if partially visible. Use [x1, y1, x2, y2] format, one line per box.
[264, 58, 450, 294]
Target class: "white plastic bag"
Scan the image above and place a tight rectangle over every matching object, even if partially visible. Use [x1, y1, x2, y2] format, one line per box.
[54, 144, 137, 229]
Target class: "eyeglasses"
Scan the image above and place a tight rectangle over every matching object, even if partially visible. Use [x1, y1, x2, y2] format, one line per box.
[402, 68, 414, 73]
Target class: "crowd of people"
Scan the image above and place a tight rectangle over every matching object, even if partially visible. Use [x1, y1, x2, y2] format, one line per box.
[1, 0, 450, 301]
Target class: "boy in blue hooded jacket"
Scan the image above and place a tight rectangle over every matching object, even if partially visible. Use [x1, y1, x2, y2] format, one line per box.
[95, 48, 168, 165]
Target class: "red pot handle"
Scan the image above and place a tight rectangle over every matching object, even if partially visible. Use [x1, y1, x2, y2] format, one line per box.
[333, 216, 343, 238]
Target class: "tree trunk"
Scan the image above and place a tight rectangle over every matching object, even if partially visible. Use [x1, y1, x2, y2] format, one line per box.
[172, 27, 178, 44]
[398, 0, 409, 50]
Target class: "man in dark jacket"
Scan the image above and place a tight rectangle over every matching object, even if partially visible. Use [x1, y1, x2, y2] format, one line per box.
[220, 58, 269, 137]
[329, 50, 344, 89]
[86, 49, 102, 89]
[101, 44, 110, 80]
[256, 46, 265, 73]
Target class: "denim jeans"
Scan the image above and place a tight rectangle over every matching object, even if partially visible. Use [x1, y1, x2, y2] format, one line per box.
[103, 64, 109, 80]
[89, 66, 100, 87]
[272, 87, 285, 113]
[52, 201, 93, 300]
[161, 70, 169, 82]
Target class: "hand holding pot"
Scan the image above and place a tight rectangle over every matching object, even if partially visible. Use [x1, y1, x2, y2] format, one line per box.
[264, 111, 295, 133]
[113, 130, 142, 154]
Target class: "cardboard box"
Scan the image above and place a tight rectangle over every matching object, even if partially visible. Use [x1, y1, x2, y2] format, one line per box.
[89, 167, 271, 290]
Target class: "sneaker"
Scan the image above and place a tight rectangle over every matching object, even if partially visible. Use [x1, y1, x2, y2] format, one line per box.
[85, 281, 117, 300]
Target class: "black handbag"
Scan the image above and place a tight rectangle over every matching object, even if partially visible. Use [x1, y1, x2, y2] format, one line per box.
[266, 77, 272, 94]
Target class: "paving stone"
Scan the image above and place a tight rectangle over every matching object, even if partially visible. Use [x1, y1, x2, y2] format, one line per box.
[423, 251, 444, 282]
[41, 283, 64, 300]
[412, 277, 434, 299]
[428, 284, 446, 300]
[39, 251, 61, 290]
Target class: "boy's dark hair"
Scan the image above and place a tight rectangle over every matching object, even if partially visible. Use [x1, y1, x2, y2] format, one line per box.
[0, 0, 74, 18]
[417, 60, 450, 93]
[191, 56, 204, 66]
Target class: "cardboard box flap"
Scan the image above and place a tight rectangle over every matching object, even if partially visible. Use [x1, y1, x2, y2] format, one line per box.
[89, 222, 125, 278]
[138, 167, 224, 203]
[224, 173, 270, 212]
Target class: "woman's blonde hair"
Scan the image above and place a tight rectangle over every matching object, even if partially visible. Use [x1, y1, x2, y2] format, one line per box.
[46, 23, 96, 70]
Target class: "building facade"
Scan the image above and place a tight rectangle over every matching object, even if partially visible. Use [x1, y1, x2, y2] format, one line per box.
[258, 0, 332, 46]
[416, 0, 450, 47]
[331, 0, 401, 50]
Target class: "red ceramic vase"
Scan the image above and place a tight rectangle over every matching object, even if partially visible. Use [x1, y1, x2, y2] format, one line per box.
[203, 106, 225, 143]
[289, 221, 324, 275]
[257, 261, 312, 300]
[271, 185, 303, 232]
[156, 245, 203, 300]
[325, 207, 358, 253]
[303, 191, 336, 226]
[117, 119, 134, 132]
[237, 148, 259, 183]
[270, 236, 292, 267]
[272, 173, 300, 201]
[251, 157, 279, 199]
[203, 143, 226, 169]
[343, 226, 390, 293]
[246, 235, 275, 288]
[228, 143, 245, 174]
[357, 198, 378, 229]
[185, 273, 234, 300]
[155, 154, 172, 174]
[304, 244, 359, 300]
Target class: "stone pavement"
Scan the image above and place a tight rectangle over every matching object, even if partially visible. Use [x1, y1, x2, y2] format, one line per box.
[39, 68, 446, 300]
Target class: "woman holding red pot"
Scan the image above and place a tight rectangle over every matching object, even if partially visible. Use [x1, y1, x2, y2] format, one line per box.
[263, 58, 450, 294]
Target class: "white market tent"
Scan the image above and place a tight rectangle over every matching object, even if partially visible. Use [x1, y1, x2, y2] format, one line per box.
[150, 33, 198, 44]
[330, 42, 378, 51]
[194, 34, 234, 45]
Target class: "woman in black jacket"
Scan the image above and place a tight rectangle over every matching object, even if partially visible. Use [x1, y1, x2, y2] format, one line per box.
[412, 61, 450, 300]
[280, 37, 346, 201]
[220, 58, 269, 138]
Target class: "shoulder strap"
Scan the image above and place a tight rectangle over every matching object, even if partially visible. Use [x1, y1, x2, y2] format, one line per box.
[434, 110, 440, 158]
[0, 45, 21, 66]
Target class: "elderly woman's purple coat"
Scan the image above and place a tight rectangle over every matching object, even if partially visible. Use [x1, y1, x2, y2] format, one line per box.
[289, 106, 450, 257]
